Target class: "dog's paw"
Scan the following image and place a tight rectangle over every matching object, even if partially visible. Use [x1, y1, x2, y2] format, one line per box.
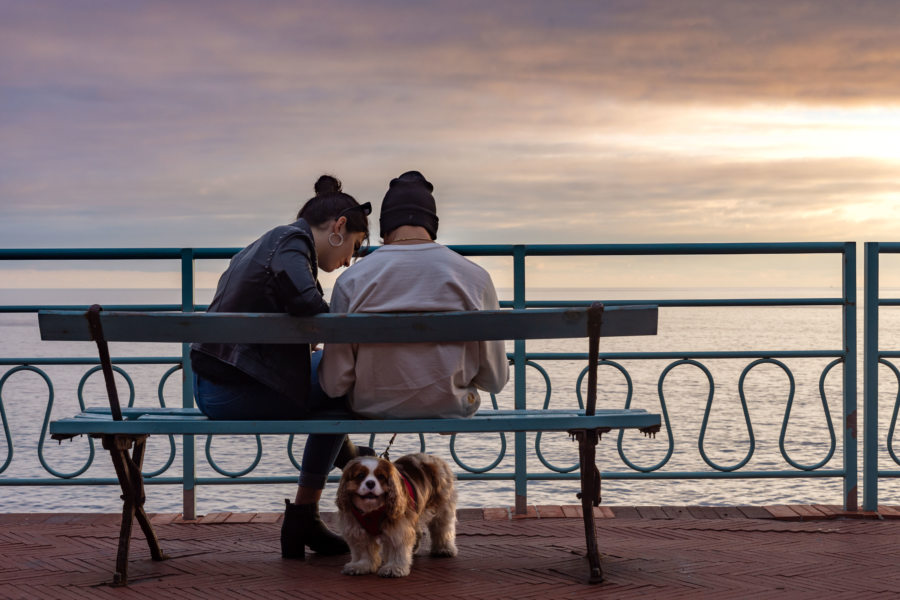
[342, 561, 377, 576]
[377, 562, 411, 578]
[430, 542, 457, 558]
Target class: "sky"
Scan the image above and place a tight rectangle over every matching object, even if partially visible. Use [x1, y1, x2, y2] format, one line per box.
[2, 0, 900, 291]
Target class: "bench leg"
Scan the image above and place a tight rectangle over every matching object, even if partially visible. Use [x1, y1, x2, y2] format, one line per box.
[574, 429, 604, 584]
[103, 435, 168, 586]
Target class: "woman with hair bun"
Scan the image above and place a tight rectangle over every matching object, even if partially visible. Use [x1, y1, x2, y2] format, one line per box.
[190, 174, 373, 560]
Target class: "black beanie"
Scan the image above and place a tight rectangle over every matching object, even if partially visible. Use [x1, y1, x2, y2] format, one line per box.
[379, 171, 439, 240]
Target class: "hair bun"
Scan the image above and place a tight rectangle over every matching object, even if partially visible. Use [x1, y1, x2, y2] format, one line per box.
[314, 174, 342, 196]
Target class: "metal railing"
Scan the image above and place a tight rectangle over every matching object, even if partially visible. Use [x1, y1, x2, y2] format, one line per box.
[1, 243, 858, 516]
[863, 242, 900, 511]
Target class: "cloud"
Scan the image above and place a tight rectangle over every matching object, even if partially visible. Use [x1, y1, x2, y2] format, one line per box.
[2, 0, 900, 282]
[437, 151, 900, 244]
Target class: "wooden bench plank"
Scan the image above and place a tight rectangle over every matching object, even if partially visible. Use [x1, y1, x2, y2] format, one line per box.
[38, 305, 658, 344]
[78, 406, 650, 419]
[83, 407, 206, 417]
[50, 410, 661, 436]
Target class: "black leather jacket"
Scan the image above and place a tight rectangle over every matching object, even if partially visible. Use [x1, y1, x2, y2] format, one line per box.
[191, 219, 329, 408]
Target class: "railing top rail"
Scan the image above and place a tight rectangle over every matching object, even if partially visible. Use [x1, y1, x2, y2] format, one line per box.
[449, 242, 852, 256]
[868, 242, 900, 253]
[0, 248, 240, 260]
[1, 241, 852, 261]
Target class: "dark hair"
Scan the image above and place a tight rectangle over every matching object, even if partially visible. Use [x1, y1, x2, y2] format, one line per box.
[297, 175, 371, 251]
[313, 174, 342, 196]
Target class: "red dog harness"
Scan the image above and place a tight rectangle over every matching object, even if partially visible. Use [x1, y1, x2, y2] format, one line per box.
[350, 474, 417, 536]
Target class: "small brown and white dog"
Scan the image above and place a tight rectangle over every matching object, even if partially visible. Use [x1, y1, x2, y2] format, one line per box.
[335, 453, 457, 577]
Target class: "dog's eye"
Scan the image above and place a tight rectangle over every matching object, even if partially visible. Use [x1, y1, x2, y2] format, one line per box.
[353, 472, 367, 483]
[375, 473, 387, 483]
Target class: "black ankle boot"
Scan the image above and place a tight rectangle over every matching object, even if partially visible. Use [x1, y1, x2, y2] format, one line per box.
[281, 500, 349, 559]
[333, 437, 376, 471]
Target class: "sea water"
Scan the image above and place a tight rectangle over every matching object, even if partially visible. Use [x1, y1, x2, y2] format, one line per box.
[2, 287, 900, 513]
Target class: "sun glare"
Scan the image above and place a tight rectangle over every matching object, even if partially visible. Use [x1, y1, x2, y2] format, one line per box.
[588, 105, 900, 163]
[717, 106, 900, 161]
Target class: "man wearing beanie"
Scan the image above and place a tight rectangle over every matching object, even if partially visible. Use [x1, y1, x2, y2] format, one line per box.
[318, 171, 509, 419]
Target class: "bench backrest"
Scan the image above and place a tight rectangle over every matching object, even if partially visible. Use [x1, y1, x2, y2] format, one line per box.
[39, 305, 658, 344]
[38, 303, 657, 422]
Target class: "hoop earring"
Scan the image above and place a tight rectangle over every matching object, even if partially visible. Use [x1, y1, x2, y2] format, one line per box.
[328, 232, 344, 247]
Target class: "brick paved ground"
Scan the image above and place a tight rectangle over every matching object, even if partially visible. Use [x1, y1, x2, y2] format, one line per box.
[2, 505, 900, 599]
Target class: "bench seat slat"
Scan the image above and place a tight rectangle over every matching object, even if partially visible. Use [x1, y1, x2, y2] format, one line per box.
[57, 412, 126, 421]
[83, 406, 205, 417]
[49, 410, 659, 436]
[79, 406, 646, 418]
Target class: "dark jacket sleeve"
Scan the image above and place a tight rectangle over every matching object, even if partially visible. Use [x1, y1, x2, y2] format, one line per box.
[270, 235, 330, 316]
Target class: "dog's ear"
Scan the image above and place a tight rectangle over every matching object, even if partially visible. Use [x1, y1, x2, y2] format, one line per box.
[335, 472, 350, 512]
[336, 459, 364, 512]
[379, 460, 407, 520]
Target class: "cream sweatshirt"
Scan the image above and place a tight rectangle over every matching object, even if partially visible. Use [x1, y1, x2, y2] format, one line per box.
[318, 243, 509, 419]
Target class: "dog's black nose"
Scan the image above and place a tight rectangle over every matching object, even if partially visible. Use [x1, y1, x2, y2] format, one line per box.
[365, 480, 375, 489]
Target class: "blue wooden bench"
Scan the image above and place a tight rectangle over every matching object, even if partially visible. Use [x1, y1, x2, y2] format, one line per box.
[40, 303, 660, 585]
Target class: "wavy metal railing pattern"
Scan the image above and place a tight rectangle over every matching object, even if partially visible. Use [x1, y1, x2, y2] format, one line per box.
[0, 355, 845, 480]
[879, 360, 900, 467]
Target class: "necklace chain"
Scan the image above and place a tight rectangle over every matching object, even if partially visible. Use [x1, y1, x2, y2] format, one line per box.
[390, 237, 433, 243]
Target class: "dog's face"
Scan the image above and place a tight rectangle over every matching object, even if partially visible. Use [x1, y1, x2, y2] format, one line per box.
[337, 457, 406, 518]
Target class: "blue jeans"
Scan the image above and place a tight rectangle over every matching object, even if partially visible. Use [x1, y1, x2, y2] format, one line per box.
[193, 352, 353, 490]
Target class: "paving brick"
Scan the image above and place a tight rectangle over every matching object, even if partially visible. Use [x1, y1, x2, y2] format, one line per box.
[635, 506, 669, 520]
[686, 506, 721, 519]
[811, 504, 843, 519]
[483, 507, 510, 520]
[609, 506, 640, 519]
[511, 506, 538, 520]
[711, 506, 745, 519]
[223, 512, 256, 523]
[250, 513, 281, 524]
[199, 512, 232, 524]
[456, 508, 485, 521]
[149, 513, 180, 525]
[535, 505, 565, 518]
[660, 506, 694, 519]
[764, 505, 802, 520]
[792, 505, 829, 520]
[735, 505, 773, 519]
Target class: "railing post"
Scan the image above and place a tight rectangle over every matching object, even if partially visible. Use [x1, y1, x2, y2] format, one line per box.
[863, 242, 879, 511]
[180, 248, 197, 520]
[842, 242, 858, 512]
[513, 245, 527, 514]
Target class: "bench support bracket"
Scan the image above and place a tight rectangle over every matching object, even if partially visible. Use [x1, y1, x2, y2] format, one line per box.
[571, 428, 604, 583]
[101, 434, 168, 585]
[87, 305, 169, 585]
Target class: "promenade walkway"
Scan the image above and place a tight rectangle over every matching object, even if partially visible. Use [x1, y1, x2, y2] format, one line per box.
[3, 504, 900, 599]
